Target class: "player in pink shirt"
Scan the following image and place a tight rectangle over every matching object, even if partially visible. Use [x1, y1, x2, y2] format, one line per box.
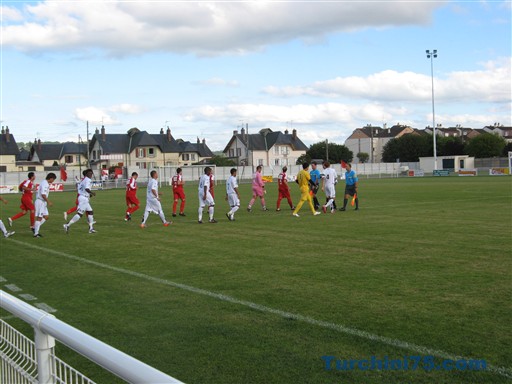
[247, 165, 267, 212]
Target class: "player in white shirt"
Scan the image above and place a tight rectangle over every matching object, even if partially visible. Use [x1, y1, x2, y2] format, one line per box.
[225, 168, 241, 221]
[321, 161, 338, 214]
[33, 172, 57, 237]
[64, 169, 97, 234]
[140, 170, 171, 228]
[198, 167, 216, 223]
[0, 196, 15, 238]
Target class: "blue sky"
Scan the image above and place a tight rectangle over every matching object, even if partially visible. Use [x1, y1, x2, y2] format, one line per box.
[1, 0, 511, 151]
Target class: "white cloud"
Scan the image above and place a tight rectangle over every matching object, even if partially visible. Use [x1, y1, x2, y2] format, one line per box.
[2, 1, 443, 56]
[264, 58, 511, 104]
[74, 107, 119, 125]
[184, 102, 403, 127]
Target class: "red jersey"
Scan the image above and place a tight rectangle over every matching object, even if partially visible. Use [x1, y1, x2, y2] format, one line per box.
[209, 174, 215, 197]
[126, 177, 137, 194]
[277, 172, 288, 191]
[172, 174, 183, 190]
[19, 179, 34, 196]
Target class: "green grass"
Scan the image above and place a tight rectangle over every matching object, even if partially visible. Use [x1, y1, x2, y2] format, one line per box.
[0, 176, 511, 384]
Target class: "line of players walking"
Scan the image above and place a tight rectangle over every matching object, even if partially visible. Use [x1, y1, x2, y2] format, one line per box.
[0, 161, 358, 237]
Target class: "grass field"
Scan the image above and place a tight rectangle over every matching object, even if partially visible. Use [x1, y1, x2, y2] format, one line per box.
[0, 175, 511, 384]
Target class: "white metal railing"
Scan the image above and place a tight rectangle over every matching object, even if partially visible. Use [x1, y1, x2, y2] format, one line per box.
[0, 290, 184, 384]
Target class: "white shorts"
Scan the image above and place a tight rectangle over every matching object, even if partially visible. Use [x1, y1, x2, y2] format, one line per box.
[198, 191, 215, 208]
[324, 184, 336, 198]
[145, 198, 163, 214]
[227, 193, 240, 208]
[77, 195, 93, 214]
[34, 199, 48, 218]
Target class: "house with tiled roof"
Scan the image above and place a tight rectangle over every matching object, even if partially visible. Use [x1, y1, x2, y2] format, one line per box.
[88, 126, 214, 171]
[176, 137, 215, 166]
[0, 126, 20, 172]
[484, 123, 512, 143]
[29, 139, 88, 168]
[223, 127, 308, 167]
[344, 124, 414, 163]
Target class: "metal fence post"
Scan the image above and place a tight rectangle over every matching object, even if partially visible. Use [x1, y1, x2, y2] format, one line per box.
[35, 328, 56, 384]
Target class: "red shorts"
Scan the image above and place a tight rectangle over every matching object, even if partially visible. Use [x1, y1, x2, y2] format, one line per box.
[126, 193, 139, 206]
[20, 195, 35, 211]
[278, 189, 291, 200]
[173, 189, 185, 200]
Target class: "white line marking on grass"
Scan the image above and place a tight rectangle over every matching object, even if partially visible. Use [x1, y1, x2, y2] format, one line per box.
[9, 239, 512, 380]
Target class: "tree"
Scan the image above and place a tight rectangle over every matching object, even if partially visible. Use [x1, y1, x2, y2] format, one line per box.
[201, 155, 236, 166]
[356, 152, 369, 163]
[382, 134, 431, 162]
[437, 136, 464, 156]
[503, 142, 512, 157]
[464, 133, 506, 158]
[305, 141, 353, 164]
[296, 153, 311, 165]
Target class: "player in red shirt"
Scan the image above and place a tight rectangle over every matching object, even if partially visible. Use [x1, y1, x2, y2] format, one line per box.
[63, 175, 82, 221]
[276, 166, 295, 211]
[172, 168, 186, 217]
[125, 172, 140, 221]
[8, 172, 36, 230]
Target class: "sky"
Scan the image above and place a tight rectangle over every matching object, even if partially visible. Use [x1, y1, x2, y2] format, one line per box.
[1, 0, 511, 152]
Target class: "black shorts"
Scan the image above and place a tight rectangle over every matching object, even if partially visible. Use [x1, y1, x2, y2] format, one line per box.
[345, 185, 357, 196]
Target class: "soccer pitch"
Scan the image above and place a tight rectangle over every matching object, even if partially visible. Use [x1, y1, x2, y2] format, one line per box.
[1, 176, 510, 384]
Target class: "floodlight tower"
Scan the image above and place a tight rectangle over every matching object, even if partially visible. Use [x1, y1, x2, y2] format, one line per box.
[426, 49, 438, 170]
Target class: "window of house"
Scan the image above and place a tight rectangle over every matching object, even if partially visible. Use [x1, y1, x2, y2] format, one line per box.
[182, 154, 190, 161]
[191, 154, 196, 161]
[274, 158, 280, 166]
[148, 148, 155, 157]
[137, 148, 146, 158]
[65, 155, 73, 163]
[0, 166, 6, 172]
[237, 148, 241, 156]
[258, 159, 263, 166]
[280, 146, 289, 155]
[76, 155, 80, 163]
[274, 146, 279, 155]
[136, 162, 147, 169]
[229, 149, 234, 157]
[28, 166, 36, 171]
[92, 150, 97, 159]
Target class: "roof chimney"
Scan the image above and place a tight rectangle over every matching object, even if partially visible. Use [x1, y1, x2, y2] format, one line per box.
[202, 138, 206, 144]
[1, 126, 4, 135]
[233, 130, 238, 136]
[38, 139, 42, 150]
[95, 127, 99, 134]
[285, 129, 289, 134]
[292, 129, 297, 139]
[241, 127, 245, 137]
[5, 126, 10, 142]
[197, 136, 200, 144]
[160, 128, 164, 134]
[101, 125, 106, 141]
[166, 127, 171, 142]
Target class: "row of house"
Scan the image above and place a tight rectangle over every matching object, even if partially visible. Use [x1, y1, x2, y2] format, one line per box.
[344, 123, 512, 163]
[1, 122, 510, 173]
[0, 125, 310, 174]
